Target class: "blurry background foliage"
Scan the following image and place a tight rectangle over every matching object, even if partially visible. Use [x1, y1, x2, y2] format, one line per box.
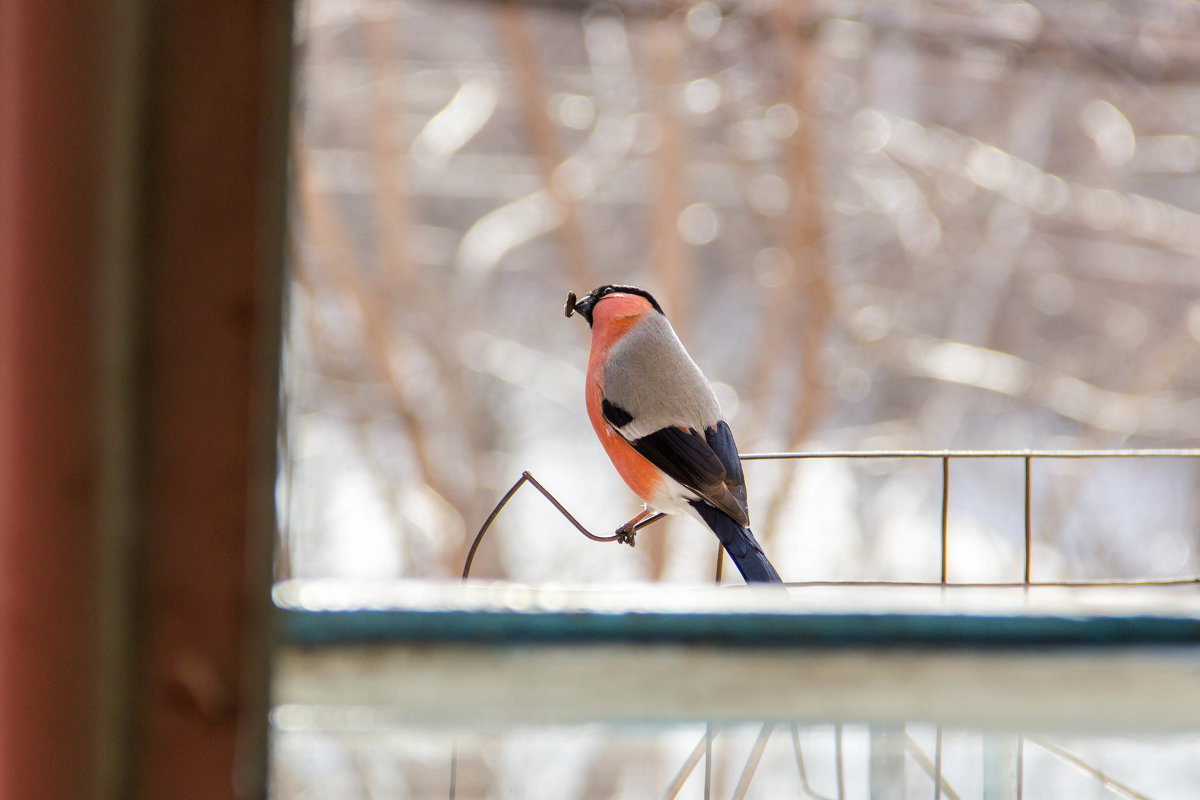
[281, 0, 1200, 587]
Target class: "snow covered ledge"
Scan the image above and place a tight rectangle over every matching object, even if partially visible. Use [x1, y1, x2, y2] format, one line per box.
[272, 580, 1200, 731]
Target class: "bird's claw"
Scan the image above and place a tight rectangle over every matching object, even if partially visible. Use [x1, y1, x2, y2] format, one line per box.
[615, 524, 637, 547]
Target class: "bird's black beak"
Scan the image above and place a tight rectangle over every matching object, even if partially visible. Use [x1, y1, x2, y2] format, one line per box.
[565, 290, 597, 326]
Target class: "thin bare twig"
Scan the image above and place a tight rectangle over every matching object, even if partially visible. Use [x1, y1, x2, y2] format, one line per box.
[462, 471, 665, 579]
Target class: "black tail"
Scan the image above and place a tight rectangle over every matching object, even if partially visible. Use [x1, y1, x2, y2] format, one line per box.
[691, 502, 783, 584]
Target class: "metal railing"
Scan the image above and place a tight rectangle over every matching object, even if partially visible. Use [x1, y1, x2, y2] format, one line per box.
[279, 449, 1200, 800]
[466, 448, 1200, 587]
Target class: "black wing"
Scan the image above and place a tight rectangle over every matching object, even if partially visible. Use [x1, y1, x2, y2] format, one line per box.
[704, 420, 748, 519]
[630, 424, 749, 527]
[630, 426, 727, 494]
[600, 398, 749, 525]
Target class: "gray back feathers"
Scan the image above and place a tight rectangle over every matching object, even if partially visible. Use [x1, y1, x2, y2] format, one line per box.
[602, 313, 722, 439]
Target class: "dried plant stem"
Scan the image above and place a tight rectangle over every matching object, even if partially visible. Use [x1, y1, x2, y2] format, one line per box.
[493, 0, 597, 290]
[293, 139, 444, 512]
[290, 257, 424, 574]
[754, 3, 832, 544]
[645, 27, 687, 580]
[364, 16, 488, 573]
[364, 16, 415, 290]
[646, 17, 690, 340]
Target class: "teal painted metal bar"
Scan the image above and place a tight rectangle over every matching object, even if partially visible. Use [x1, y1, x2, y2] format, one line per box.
[279, 604, 1200, 649]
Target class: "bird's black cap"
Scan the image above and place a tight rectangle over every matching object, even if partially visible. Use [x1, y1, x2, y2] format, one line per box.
[565, 285, 663, 327]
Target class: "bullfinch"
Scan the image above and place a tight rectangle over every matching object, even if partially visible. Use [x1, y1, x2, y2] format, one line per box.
[566, 284, 783, 584]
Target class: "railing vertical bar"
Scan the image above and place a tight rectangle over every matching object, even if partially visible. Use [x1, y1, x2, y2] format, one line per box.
[934, 726, 943, 800]
[983, 734, 1020, 800]
[1023, 455, 1032, 585]
[704, 721, 713, 800]
[1017, 737, 1024, 800]
[941, 456, 950, 585]
[835, 723, 846, 800]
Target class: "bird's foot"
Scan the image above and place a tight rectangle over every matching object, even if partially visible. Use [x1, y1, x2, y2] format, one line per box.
[615, 523, 638, 547]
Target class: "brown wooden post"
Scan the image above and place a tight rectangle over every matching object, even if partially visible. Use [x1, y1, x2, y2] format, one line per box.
[0, 2, 291, 799]
[132, 4, 292, 800]
[0, 4, 110, 799]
